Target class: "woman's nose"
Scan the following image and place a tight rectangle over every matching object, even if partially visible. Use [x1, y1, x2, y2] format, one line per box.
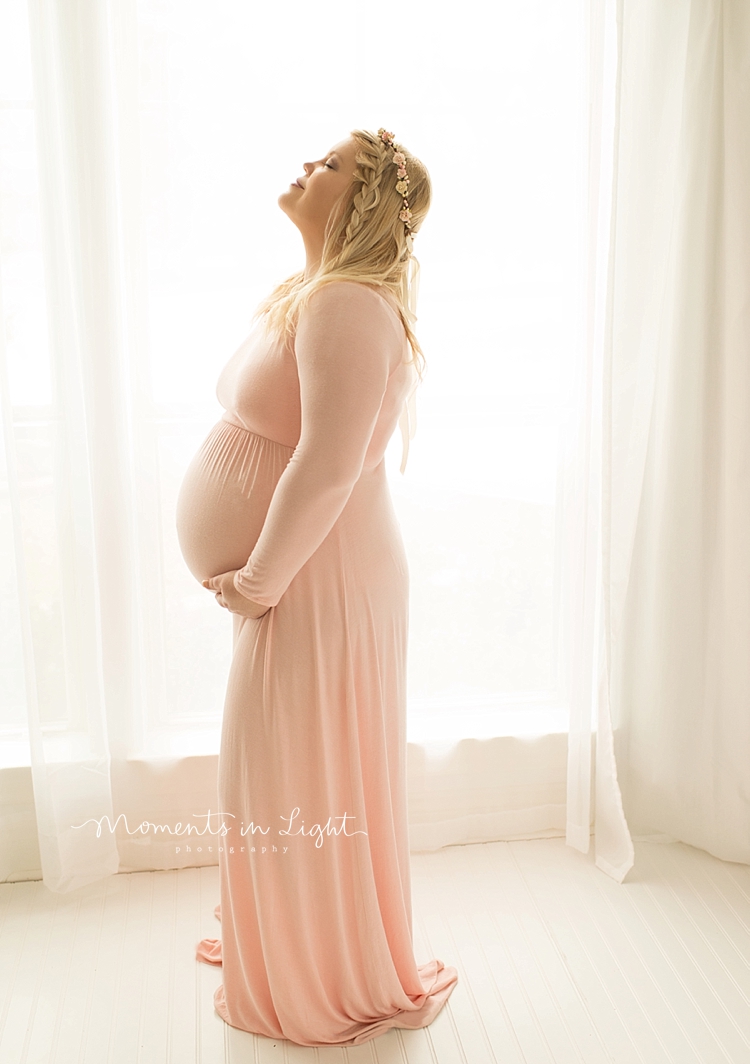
[303, 161, 313, 176]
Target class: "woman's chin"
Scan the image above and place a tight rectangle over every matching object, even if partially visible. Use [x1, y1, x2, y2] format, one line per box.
[277, 189, 298, 215]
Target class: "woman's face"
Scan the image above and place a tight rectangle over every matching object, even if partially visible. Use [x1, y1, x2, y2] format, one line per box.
[279, 136, 359, 240]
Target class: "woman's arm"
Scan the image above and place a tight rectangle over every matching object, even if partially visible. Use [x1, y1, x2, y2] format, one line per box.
[232, 281, 403, 608]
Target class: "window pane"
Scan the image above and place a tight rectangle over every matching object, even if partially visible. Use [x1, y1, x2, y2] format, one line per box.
[134, 0, 585, 742]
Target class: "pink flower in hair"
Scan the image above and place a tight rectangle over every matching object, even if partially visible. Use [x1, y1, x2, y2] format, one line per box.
[379, 126, 417, 237]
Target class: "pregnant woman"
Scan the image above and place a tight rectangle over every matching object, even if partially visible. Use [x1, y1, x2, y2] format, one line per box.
[175, 127, 458, 1047]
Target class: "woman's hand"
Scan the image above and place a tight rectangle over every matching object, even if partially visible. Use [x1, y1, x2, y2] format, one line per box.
[202, 571, 270, 619]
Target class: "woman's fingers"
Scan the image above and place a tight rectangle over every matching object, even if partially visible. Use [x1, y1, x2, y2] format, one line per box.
[201, 572, 249, 611]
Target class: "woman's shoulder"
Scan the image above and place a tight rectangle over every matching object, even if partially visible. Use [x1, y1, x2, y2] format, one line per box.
[296, 281, 407, 372]
[305, 280, 402, 326]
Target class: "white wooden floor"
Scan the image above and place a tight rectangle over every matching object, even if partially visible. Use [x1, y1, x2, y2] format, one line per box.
[2, 838, 750, 1064]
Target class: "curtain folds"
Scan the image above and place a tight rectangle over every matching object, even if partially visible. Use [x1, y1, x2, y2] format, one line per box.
[568, 0, 750, 878]
[565, 0, 634, 883]
[9, 0, 144, 891]
[608, 0, 750, 862]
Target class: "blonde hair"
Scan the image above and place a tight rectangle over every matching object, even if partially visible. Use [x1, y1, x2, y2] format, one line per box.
[254, 128, 431, 378]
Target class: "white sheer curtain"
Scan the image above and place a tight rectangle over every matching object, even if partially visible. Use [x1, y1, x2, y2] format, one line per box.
[1, 0, 144, 889]
[604, 0, 750, 863]
[564, 0, 633, 883]
[567, 0, 750, 879]
[1, 0, 599, 891]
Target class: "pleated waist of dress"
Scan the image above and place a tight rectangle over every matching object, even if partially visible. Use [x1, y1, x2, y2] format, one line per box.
[196, 415, 296, 496]
[219, 412, 297, 451]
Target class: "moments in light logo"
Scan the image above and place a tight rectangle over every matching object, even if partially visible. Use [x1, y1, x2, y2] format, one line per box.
[71, 807, 368, 851]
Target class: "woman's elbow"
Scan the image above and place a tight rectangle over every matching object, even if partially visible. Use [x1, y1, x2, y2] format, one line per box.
[324, 458, 366, 492]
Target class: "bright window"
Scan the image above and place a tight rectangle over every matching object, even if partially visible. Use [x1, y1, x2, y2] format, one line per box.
[0, 0, 586, 759]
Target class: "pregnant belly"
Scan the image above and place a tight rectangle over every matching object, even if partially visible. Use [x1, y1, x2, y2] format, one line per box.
[175, 419, 294, 583]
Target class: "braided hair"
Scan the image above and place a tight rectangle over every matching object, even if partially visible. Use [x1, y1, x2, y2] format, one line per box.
[256, 128, 431, 378]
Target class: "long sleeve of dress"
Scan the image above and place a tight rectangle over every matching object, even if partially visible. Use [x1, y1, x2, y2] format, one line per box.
[232, 281, 404, 608]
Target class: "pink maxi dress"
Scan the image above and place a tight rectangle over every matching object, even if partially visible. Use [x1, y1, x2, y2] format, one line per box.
[175, 281, 458, 1047]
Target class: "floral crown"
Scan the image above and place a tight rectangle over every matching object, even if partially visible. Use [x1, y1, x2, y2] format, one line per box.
[378, 128, 413, 236]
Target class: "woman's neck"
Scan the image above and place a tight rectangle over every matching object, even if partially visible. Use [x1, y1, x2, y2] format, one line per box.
[302, 231, 323, 279]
